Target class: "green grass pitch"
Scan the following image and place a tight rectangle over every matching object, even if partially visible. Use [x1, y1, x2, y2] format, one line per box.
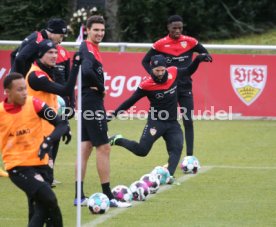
[1, 119, 276, 227]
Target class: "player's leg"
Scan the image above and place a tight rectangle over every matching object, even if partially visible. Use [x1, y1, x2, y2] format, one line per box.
[163, 121, 184, 176]
[110, 119, 164, 156]
[73, 122, 93, 206]
[32, 184, 63, 227]
[178, 92, 194, 156]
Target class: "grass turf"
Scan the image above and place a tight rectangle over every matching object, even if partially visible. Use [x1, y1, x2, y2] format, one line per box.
[1, 119, 276, 226]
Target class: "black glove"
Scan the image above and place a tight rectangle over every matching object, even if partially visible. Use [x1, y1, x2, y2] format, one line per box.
[62, 125, 72, 144]
[38, 137, 53, 160]
[72, 52, 81, 66]
[196, 53, 213, 62]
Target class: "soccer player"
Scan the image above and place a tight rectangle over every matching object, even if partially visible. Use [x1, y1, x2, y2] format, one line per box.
[26, 39, 80, 186]
[11, 18, 68, 77]
[142, 15, 211, 156]
[74, 15, 131, 208]
[109, 54, 212, 181]
[54, 44, 76, 120]
[0, 72, 71, 226]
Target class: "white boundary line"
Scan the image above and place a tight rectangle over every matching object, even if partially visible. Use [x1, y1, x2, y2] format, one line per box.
[82, 166, 213, 227]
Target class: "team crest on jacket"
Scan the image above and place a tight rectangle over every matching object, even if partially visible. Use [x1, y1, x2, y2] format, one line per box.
[150, 127, 157, 136]
[230, 65, 267, 106]
[180, 41, 187, 48]
[59, 49, 66, 58]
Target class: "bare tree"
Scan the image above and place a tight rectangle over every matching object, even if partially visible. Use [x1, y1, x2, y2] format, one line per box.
[105, 0, 120, 41]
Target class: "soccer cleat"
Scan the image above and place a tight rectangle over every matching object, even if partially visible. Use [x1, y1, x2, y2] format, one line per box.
[109, 199, 132, 208]
[0, 168, 8, 177]
[51, 179, 62, 187]
[74, 197, 88, 206]
[167, 176, 175, 185]
[108, 134, 123, 146]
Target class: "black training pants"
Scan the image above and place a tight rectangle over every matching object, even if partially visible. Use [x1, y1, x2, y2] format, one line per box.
[116, 119, 183, 176]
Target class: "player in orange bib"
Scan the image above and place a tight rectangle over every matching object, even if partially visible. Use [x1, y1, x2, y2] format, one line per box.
[0, 72, 71, 226]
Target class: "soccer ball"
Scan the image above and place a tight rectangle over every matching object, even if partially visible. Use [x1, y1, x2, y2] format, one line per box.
[151, 166, 171, 185]
[180, 156, 201, 174]
[57, 95, 66, 116]
[140, 173, 160, 194]
[129, 180, 150, 201]
[87, 193, 110, 214]
[112, 185, 133, 203]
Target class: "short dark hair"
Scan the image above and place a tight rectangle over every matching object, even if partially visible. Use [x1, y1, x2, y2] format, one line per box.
[3, 72, 24, 89]
[167, 15, 183, 24]
[86, 15, 105, 29]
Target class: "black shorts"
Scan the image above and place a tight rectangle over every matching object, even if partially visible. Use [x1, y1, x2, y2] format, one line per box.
[81, 93, 108, 146]
[7, 165, 51, 198]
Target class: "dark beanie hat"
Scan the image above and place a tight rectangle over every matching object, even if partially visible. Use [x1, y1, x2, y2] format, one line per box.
[46, 18, 67, 34]
[150, 55, 167, 69]
[38, 39, 57, 58]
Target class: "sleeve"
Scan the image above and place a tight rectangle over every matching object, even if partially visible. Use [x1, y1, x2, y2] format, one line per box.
[114, 88, 146, 115]
[177, 56, 202, 78]
[28, 68, 78, 96]
[142, 48, 159, 74]
[32, 97, 45, 113]
[81, 48, 105, 93]
[11, 41, 39, 75]
[36, 103, 68, 142]
[192, 42, 209, 54]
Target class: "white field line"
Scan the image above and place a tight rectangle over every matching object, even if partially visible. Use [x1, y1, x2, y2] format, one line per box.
[207, 165, 276, 170]
[59, 162, 276, 170]
[82, 166, 213, 227]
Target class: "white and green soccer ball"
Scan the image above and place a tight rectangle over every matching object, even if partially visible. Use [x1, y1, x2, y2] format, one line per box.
[57, 95, 66, 116]
[180, 156, 201, 174]
[151, 166, 170, 185]
[87, 193, 110, 214]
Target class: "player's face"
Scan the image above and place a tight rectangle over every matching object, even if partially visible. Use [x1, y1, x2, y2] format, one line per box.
[40, 48, 58, 67]
[50, 33, 65, 44]
[6, 78, 27, 106]
[87, 23, 105, 44]
[152, 66, 166, 80]
[168, 21, 183, 39]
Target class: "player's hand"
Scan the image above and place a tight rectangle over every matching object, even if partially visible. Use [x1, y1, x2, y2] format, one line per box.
[197, 53, 213, 62]
[73, 52, 81, 66]
[62, 125, 72, 144]
[38, 137, 53, 160]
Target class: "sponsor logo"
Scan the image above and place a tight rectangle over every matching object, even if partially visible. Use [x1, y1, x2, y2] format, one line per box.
[230, 65, 267, 106]
[150, 127, 157, 136]
[155, 93, 164, 99]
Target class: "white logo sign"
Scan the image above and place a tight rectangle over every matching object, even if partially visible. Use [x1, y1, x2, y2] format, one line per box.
[230, 65, 267, 106]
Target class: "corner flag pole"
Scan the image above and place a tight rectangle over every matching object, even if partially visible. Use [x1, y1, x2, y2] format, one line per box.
[76, 66, 82, 227]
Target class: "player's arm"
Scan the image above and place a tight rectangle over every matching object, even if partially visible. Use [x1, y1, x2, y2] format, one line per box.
[192, 42, 209, 54]
[142, 48, 160, 74]
[34, 98, 70, 141]
[177, 54, 212, 77]
[34, 98, 71, 159]
[81, 50, 105, 93]
[12, 42, 39, 75]
[28, 53, 80, 96]
[114, 88, 146, 116]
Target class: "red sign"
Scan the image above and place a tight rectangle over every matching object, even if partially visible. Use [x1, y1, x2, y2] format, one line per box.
[1, 50, 276, 117]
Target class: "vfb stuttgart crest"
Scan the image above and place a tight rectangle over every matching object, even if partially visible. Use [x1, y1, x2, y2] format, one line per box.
[230, 65, 267, 106]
